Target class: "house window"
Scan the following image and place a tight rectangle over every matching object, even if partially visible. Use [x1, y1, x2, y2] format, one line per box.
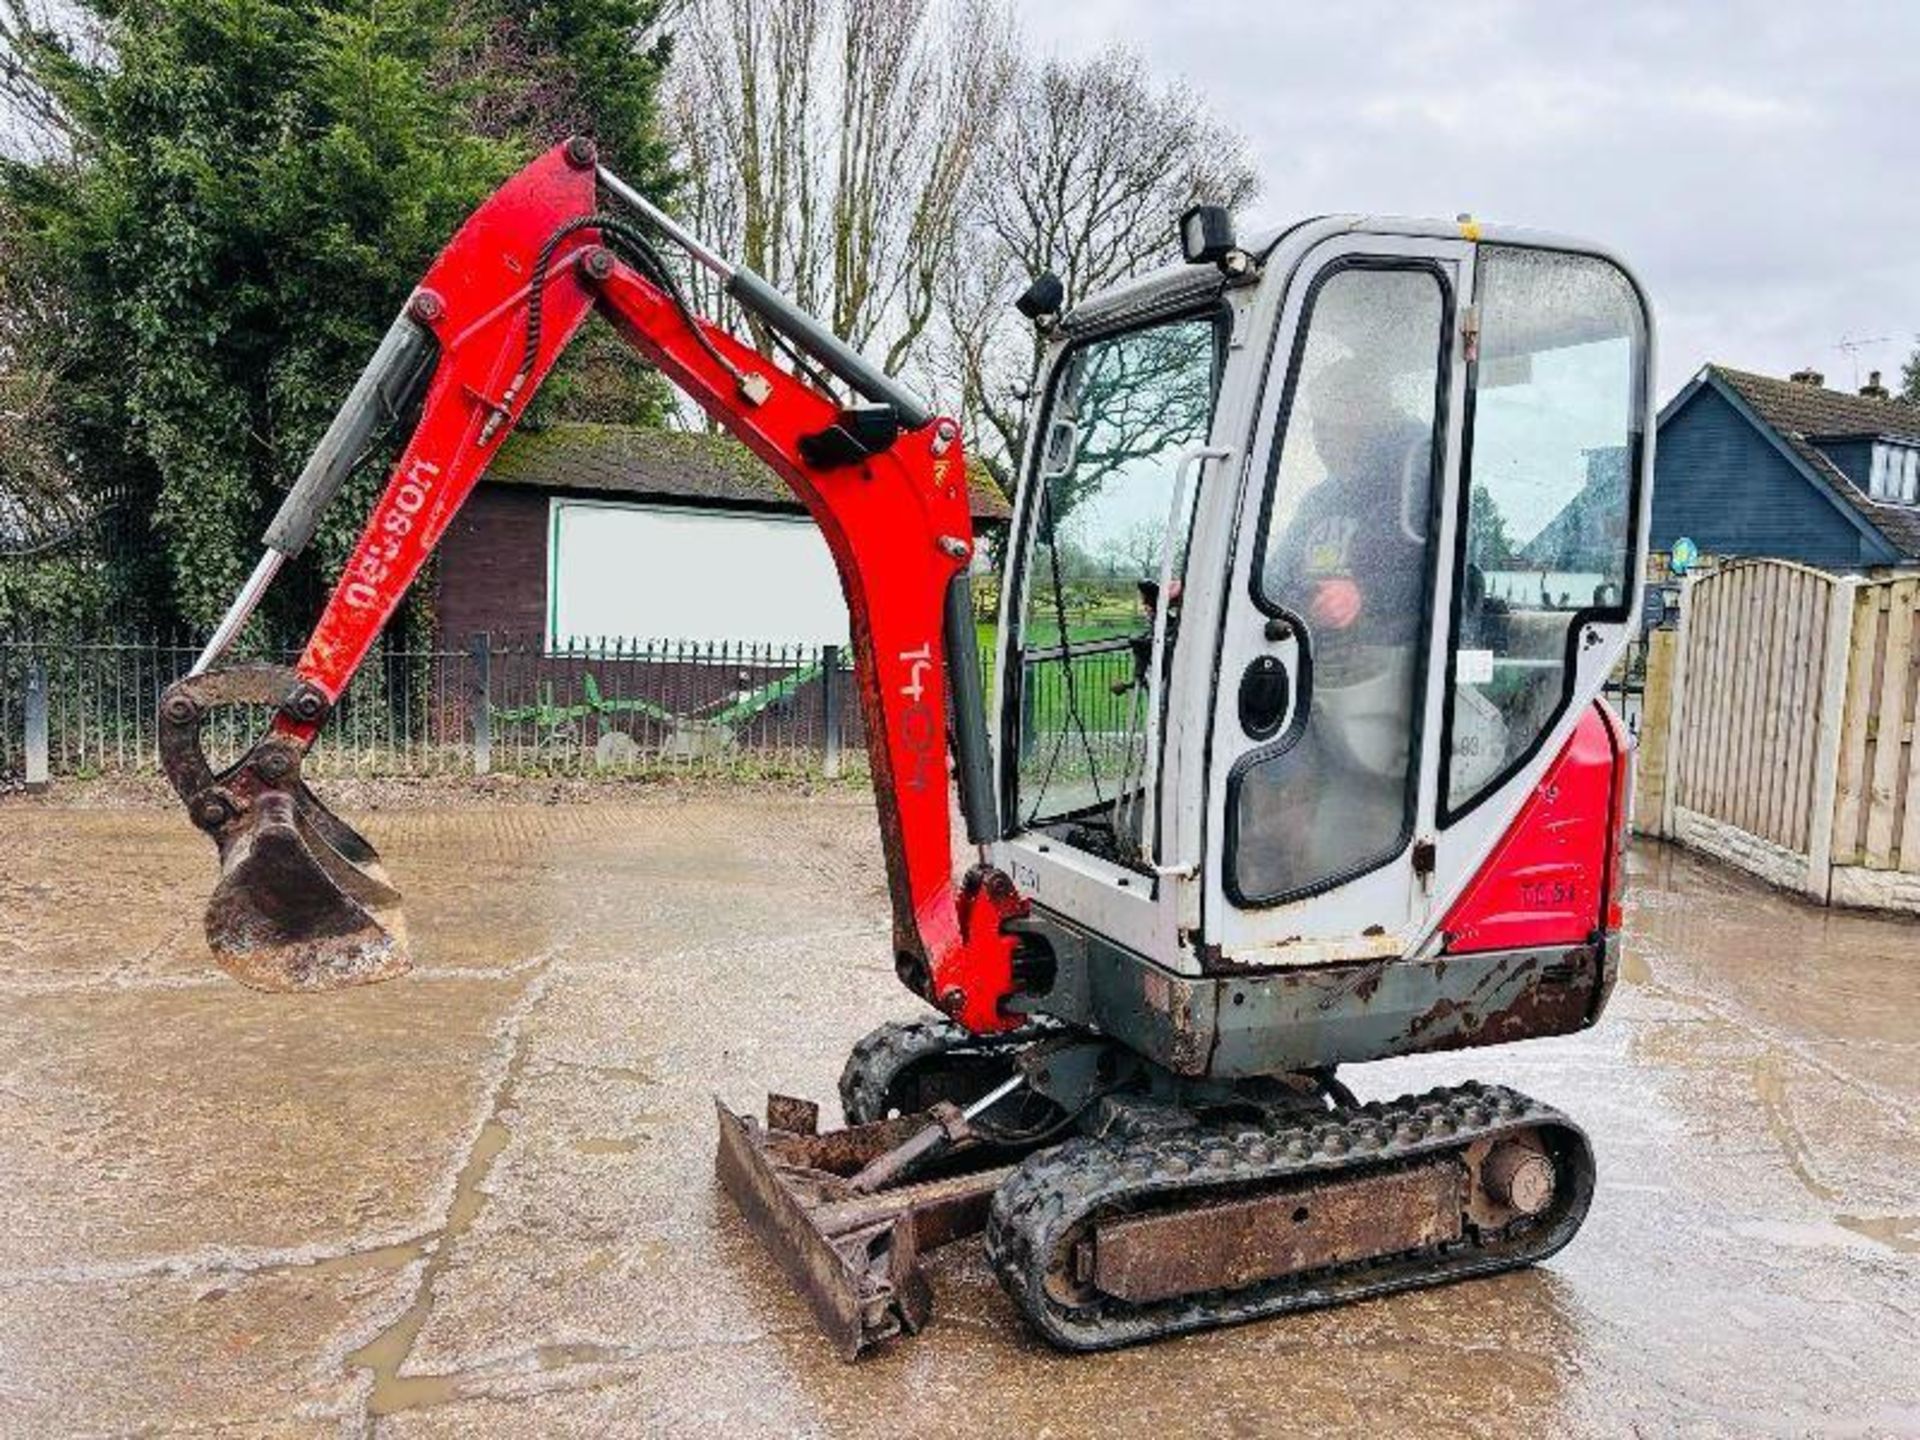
[1870, 443, 1920, 505]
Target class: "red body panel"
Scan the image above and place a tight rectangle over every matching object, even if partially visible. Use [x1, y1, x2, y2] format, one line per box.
[276, 143, 1026, 1033]
[1439, 702, 1630, 955]
[285, 146, 600, 709]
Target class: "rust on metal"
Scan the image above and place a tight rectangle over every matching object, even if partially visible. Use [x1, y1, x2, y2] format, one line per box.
[762, 1111, 927, 1174]
[765, 1094, 820, 1136]
[716, 1101, 872, 1359]
[1399, 950, 1600, 1056]
[714, 1099, 1010, 1360]
[1482, 1138, 1556, 1216]
[843, 1100, 972, 1195]
[1091, 1160, 1466, 1305]
[204, 789, 409, 990]
[810, 1165, 1012, 1242]
[1463, 1128, 1558, 1229]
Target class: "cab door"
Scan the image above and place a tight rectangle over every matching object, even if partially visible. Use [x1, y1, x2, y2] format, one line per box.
[1203, 235, 1472, 964]
[991, 303, 1231, 965]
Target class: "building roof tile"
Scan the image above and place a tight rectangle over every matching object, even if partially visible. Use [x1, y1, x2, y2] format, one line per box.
[1708, 366, 1920, 561]
[487, 422, 1012, 523]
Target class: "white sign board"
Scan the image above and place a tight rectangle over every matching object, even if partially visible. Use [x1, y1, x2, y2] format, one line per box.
[547, 499, 849, 649]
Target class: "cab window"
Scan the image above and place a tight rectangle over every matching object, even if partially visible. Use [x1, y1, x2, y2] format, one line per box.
[1231, 264, 1449, 903]
[1445, 247, 1644, 819]
[1013, 312, 1223, 856]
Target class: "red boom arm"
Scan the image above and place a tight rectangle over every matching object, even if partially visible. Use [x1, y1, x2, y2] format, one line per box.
[272, 142, 1024, 1033]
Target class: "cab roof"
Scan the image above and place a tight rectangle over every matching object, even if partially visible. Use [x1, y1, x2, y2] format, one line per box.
[1058, 215, 1644, 339]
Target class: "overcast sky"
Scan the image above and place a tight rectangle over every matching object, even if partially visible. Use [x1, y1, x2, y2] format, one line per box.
[1017, 0, 1919, 402]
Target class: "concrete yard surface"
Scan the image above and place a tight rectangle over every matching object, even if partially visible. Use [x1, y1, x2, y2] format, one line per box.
[1, 790, 1917, 1437]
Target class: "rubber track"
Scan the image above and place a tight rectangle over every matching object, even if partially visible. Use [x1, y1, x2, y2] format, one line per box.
[985, 1081, 1594, 1351]
[837, 1016, 1060, 1125]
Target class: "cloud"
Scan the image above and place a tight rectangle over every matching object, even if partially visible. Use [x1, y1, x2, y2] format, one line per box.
[1014, 0, 1920, 394]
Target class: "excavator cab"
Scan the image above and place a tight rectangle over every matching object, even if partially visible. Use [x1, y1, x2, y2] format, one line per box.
[159, 144, 1652, 1357]
[989, 222, 1649, 1076]
[796, 221, 1650, 1353]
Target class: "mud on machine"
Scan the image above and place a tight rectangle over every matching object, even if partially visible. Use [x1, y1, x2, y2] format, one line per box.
[160, 139, 1650, 1355]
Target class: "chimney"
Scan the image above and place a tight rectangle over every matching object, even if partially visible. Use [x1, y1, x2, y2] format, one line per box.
[1860, 370, 1890, 400]
[1789, 366, 1825, 387]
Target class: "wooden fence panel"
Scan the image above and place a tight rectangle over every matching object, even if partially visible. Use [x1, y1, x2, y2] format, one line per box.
[1828, 579, 1920, 873]
[1670, 560, 1834, 855]
[1900, 582, 1920, 874]
[1775, 567, 1806, 849]
[1667, 564, 1920, 911]
[1782, 566, 1824, 853]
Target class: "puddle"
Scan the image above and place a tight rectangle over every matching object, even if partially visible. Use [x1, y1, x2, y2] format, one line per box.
[543, 1057, 658, 1086]
[1752, 1058, 1837, 1204]
[345, 1042, 525, 1415]
[1731, 1219, 1887, 1254]
[1835, 1214, 1920, 1254]
[306, 1239, 430, 1279]
[579, 1247, 617, 1279]
[536, 1341, 632, 1370]
[1731, 1215, 1920, 1256]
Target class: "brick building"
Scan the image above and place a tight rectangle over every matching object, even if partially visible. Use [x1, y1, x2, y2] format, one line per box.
[434, 422, 1012, 650]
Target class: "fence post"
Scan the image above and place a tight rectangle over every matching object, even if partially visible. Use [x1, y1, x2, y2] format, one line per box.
[1632, 628, 1674, 833]
[24, 656, 49, 793]
[1803, 576, 1861, 904]
[821, 644, 842, 779]
[1658, 574, 1695, 841]
[469, 632, 492, 777]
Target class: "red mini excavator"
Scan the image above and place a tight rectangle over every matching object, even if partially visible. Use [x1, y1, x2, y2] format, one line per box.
[161, 140, 1652, 1355]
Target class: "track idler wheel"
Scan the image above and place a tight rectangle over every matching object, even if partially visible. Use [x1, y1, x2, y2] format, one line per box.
[159, 664, 409, 991]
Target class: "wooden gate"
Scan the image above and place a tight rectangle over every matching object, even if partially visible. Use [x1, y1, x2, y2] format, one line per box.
[1652, 560, 1920, 912]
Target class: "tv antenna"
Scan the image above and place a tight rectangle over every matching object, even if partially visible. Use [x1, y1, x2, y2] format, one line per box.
[1833, 334, 1891, 388]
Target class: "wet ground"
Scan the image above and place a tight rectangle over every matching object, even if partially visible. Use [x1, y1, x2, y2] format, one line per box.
[1, 790, 1916, 1437]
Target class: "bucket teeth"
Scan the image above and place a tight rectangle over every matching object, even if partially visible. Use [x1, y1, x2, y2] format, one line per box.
[205, 790, 411, 992]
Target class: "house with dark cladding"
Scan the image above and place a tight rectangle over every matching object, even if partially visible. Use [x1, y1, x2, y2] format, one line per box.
[1653, 365, 1920, 572]
[433, 422, 1012, 650]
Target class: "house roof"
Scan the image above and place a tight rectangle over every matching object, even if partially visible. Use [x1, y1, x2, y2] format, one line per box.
[487, 422, 1012, 524]
[1669, 366, 1920, 562]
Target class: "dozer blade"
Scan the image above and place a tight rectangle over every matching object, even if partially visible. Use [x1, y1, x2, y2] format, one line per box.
[715, 1097, 1013, 1360]
[160, 664, 411, 992]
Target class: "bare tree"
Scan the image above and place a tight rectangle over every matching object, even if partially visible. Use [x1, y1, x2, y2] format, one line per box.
[667, 16, 1257, 486]
[935, 47, 1260, 483]
[668, 0, 1015, 377]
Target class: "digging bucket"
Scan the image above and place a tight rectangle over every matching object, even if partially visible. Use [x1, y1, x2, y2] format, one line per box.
[159, 664, 410, 991]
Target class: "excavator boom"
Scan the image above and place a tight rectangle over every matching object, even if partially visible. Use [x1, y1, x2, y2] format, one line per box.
[161, 139, 1024, 1030]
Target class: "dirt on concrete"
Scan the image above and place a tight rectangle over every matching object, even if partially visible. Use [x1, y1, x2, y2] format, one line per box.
[1, 792, 1916, 1437]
